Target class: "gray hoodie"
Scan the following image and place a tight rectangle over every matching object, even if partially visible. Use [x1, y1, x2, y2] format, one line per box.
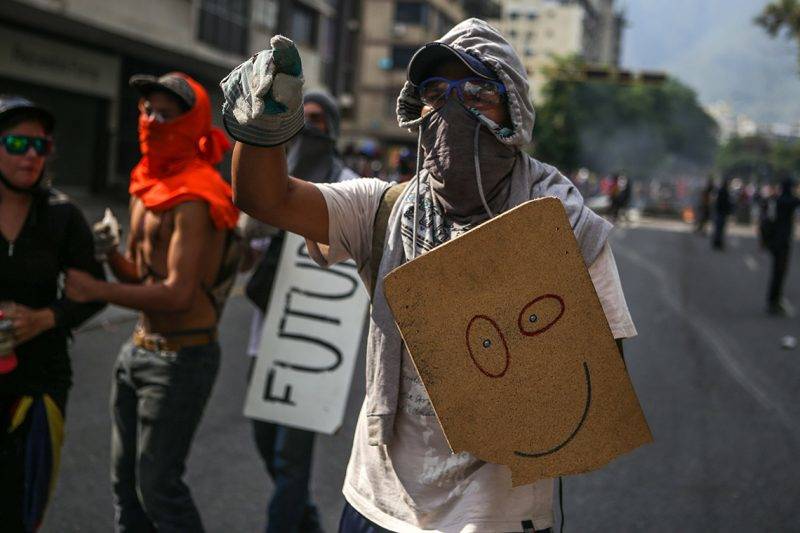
[367, 18, 612, 446]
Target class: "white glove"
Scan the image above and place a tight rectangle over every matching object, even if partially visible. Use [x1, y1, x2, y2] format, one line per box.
[92, 208, 121, 261]
[220, 35, 305, 146]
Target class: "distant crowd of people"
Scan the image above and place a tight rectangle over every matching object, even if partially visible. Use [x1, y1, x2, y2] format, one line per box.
[695, 176, 799, 315]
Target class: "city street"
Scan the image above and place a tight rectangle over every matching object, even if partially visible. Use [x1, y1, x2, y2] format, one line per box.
[43, 217, 799, 532]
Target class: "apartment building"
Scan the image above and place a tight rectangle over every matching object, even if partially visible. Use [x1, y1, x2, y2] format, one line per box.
[490, 0, 624, 101]
[0, 0, 344, 192]
[342, 0, 465, 152]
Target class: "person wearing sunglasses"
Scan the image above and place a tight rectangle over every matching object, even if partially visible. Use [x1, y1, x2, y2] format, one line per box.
[223, 18, 636, 533]
[0, 95, 106, 532]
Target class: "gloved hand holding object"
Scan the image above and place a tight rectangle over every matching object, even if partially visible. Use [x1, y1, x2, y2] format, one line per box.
[220, 35, 305, 147]
[93, 208, 121, 261]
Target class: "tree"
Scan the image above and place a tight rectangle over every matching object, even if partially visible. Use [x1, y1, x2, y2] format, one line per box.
[717, 134, 800, 181]
[532, 56, 719, 179]
[756, 0, 800, 65]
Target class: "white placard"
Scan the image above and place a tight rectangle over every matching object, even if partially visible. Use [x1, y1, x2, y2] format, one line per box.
[244, 232, 369, 434]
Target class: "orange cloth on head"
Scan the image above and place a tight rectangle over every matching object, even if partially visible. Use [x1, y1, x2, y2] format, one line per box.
[129, 73, 238, 230]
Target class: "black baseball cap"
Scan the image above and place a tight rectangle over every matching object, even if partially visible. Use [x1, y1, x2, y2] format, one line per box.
[129, 72, 196, 110]
[407, 43, 497, 86]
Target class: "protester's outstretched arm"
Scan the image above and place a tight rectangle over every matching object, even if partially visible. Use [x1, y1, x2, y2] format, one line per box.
[232, 142, 329, 244]
[222, 35, 328, 244]
[64, 202, 208, 312]
[106, 250, 140, 283]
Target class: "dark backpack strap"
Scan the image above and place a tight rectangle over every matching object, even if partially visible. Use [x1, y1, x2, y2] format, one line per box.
[369, 183, 408, 301]
[204, 228, 243, 319]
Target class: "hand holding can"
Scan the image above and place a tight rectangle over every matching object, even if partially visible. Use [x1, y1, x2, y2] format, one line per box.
[0, 305, 18, 374]
[92, 208, 121, 261]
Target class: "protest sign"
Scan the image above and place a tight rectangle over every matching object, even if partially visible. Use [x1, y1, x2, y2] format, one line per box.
[244, 232, 368, 434]
[384, 198, 652, 486]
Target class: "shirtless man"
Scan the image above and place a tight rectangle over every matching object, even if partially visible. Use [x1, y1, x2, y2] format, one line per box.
[65, 72, 239, 532]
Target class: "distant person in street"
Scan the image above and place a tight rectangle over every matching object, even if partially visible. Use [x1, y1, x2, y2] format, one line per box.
[735, 183, 752, 225]
[0, 95, 105, 532]
[63, 73, 240, 532]
[761, 177, 800, 315]
[609, 173, 631, 223]
[243, 90, 356, 533]
[695, 177, 714, 235]
[712, 178, 732, 250]
[391, 147, 416, 183]
[222, 19, 636, 533]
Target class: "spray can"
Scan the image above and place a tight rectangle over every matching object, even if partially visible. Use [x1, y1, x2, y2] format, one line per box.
[0, 309, 17, 374]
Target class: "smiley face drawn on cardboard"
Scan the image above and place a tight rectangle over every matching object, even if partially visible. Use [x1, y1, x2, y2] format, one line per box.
[384, 197, 652, 486]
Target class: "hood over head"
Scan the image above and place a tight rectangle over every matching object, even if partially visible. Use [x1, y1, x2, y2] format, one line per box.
[303, 90, 341, 140]
[397, 18, 535, 148]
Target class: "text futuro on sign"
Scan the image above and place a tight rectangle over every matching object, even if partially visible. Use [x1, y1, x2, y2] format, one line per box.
[244, 232, 368, 434]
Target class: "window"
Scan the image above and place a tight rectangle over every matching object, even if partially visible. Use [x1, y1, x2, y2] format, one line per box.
[509, 29, 517, 39]
[525, 47, 535, 57]
[509, 11, 520, 20]
[252, 0, 277, 29]
[291, 4, 318, 48]
[395, 1, 428, 26]
[526, 30, 535, 41]
[527, 12, 538, 20]
[198, 0, 250, 55]
[391, 46, 417, 70]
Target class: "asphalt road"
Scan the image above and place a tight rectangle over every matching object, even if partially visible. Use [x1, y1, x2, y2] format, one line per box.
[42, 217, 799, 532]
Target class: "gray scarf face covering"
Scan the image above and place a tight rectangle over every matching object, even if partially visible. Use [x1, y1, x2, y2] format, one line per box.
[421, 99, 516, 222]
[286, 124, 341, 183]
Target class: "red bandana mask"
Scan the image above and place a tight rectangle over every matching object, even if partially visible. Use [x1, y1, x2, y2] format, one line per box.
[130, 73, 238, 230]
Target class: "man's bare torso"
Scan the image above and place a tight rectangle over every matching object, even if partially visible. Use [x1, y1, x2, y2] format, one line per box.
[128, 198, 226, 334]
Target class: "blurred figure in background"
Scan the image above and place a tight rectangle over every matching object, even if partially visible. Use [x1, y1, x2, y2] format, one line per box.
[761, 178, 800, 315]
[244, 90, 355, 533]
[695, 177, 715, 235]
[390, 147, 416, 183]
[712, 178, 733, 250]
[0, 96, 105, 532]
[609, 173, 631, 223]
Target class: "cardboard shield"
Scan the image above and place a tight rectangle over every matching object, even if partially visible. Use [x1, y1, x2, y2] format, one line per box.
[383, 197, 652, 486]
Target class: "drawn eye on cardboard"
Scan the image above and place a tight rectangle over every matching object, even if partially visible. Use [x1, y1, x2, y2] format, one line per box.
[384, 198, 652, 487]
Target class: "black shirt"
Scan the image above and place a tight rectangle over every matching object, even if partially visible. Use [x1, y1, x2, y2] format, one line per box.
[774, 192, 800, 248]
[0, 189, 105, 397]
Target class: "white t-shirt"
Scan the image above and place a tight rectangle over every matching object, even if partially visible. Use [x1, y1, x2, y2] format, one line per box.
[247, 168, 358, 358]
[308, 178, 637, 533]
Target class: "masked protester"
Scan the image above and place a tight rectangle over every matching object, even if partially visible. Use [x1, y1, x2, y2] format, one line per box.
[64, 73, 240, 532]
[0, 95, 106, 532]
[762, 178, 800, 315]
[241, 90, 356, 533]
[390, 147, 416, 184]
[223, 19, 636, 533]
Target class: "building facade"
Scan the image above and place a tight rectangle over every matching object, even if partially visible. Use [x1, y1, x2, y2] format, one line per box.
[341, 0, 465, 157]
[490, 0, 624, 102]
[1, 0, 344, 192]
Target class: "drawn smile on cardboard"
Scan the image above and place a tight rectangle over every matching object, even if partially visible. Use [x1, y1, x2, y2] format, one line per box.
[465, 293, 592, 458]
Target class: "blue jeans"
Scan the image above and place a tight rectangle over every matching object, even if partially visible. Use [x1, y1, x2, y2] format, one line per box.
[252, 417, 322, 533]
[110, 341, 220, 533]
